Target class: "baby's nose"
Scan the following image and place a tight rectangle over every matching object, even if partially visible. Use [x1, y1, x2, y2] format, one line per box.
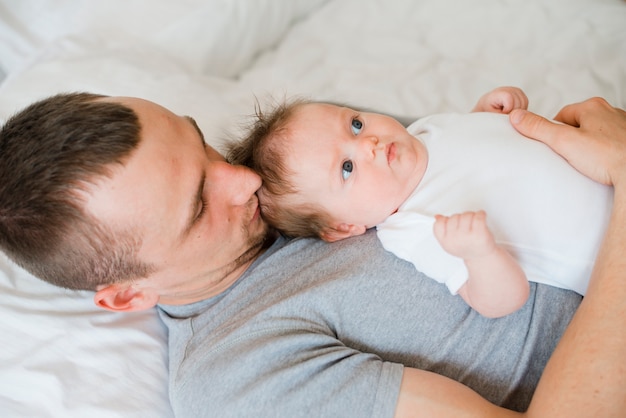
[359, 135, 383, 157]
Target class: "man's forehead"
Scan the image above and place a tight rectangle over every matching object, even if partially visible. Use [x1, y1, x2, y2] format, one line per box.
[99, 96, 176, 122]
[100, 95, 213, 156]
[100, 95, 155, 107]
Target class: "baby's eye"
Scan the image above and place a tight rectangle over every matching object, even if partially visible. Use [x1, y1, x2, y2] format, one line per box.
[342, 160, 354, 180]
[351, 118, 363, 135]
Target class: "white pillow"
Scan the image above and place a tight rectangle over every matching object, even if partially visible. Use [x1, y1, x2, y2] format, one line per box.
[0, 0, 330, 78]
[0, 252, 173, 417]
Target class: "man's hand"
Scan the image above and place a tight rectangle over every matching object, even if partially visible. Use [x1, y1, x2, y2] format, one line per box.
[510, 97, 626, 186]
[472, 86, 529, 114]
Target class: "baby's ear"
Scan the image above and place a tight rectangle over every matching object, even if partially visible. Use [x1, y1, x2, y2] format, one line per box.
[319, 223, 367, 242]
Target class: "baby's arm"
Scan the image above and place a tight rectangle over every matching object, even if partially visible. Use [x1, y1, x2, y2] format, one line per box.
[433, 211, 530, 318]
[472, 86, 529, 114]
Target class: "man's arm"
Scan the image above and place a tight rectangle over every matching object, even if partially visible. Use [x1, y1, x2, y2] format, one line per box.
[511, 99, 626, 417]
[395, 368, 519, 417]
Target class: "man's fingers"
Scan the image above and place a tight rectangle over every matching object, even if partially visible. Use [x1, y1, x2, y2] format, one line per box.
[511, 100, 619, 185]
[553, 97, 610, 127]
[509, 109, 567, 148]
[553, 103, 582, 127]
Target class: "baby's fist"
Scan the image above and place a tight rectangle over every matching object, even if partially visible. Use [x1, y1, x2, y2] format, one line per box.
[472, 86, 529, 114]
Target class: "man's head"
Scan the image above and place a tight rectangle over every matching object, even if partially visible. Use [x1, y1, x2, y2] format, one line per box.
[0, 93, 151, 290]
[228, 99, 427, 242]
[1, 93, 271, 310]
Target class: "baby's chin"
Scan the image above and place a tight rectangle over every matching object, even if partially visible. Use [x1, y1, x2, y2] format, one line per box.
[365, 209, 399, 229]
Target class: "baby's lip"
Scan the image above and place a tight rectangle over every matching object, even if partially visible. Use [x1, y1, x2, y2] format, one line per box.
[386, 142, 396, 164]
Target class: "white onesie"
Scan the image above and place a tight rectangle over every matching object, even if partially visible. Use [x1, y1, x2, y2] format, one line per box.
[376, 112, 612, 295]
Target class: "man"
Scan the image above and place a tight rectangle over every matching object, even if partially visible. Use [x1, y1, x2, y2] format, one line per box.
[0, 93, 624, 417]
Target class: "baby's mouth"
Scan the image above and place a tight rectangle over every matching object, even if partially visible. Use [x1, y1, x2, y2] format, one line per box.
[386, 143, 396, 164]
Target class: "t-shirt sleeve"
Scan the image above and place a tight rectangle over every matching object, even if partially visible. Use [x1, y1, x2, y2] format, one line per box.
[169, 324, 405, 418]
[377, 211, 468, 294]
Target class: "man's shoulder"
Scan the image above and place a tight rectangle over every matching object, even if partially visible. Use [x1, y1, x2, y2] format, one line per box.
[267, 230, 406, 268]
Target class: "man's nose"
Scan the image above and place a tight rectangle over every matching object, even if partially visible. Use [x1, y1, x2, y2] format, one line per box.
[211, 162, 262, 206]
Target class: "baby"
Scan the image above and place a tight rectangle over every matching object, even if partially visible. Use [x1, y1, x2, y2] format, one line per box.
[227, 87, 612, 317]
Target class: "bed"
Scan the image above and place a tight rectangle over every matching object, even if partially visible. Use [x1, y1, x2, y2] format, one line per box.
[0, 0, 625, 416]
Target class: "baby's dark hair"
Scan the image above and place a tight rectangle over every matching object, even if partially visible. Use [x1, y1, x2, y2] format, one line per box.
[226, 97, 334, 238]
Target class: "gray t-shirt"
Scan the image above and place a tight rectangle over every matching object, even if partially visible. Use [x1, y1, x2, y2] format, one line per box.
[159, 231, 581, 417]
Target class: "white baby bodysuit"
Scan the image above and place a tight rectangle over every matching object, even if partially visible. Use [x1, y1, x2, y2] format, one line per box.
[377, 112, 612, 295]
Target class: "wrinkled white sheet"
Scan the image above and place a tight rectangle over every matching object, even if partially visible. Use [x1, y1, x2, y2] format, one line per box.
[1, 0, 625, 416]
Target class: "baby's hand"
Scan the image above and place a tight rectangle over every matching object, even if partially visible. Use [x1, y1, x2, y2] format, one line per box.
[433, 211, 497, 258]
[472, 86, 529, 114]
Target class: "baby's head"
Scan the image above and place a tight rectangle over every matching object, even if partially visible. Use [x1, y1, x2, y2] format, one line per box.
[228, 98, 427, 241]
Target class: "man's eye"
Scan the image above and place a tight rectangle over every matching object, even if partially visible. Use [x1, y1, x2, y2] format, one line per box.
[351, 118, 363, 135]
[195, 197, 208, 223]
[342, 160, 354, 180]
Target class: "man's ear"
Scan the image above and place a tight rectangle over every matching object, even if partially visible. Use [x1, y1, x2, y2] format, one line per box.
[319, 223, 367, 242]
[94, 283, 159, 312]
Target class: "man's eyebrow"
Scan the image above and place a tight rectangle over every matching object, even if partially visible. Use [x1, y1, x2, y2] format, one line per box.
[184, 116, 206, 144]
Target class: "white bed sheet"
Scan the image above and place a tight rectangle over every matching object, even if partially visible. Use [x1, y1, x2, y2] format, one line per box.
[1, 0, 625, 416]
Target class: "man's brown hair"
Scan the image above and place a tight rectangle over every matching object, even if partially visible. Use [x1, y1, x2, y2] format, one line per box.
[0, 92, 153, 290]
